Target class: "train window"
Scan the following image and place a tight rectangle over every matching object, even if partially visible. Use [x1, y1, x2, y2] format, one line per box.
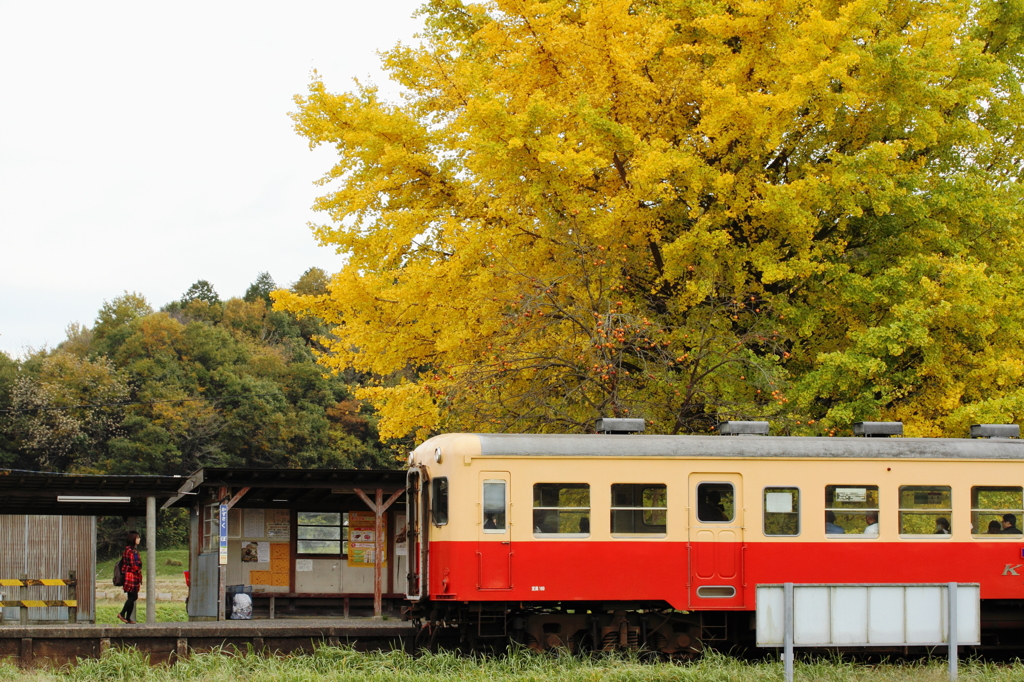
[697, 483, 734, 522]
[533, 483, 590, 535]
[825, 485, 879, 536]
[971, 486, 1024, 536]
[431, 477, 449, 526]
[482, 480, 507, 533]
[763, 487, 800, 536]
[297, 512, 346, 555]
[898, 486, 952, 536]
[611, 484, 667, 536]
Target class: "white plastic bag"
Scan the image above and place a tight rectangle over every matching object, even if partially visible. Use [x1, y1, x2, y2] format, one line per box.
[231, 592, 252, 620]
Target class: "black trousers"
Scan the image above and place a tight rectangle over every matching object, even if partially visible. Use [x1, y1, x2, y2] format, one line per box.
[120, 590, 138, 619]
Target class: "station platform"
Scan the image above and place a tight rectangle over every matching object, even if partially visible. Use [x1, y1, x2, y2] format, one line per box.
[0, 618, 416, 667]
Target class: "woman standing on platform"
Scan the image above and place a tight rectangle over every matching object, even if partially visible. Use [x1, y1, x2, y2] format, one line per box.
[118, 530, 143, 624]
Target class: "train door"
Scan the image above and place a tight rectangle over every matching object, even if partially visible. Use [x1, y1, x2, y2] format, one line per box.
[477, 471, 513, 590]
[688, 473, 745, 608]
[405, 466, 428, 600]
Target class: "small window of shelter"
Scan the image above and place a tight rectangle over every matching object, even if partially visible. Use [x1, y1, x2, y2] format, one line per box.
[610, 484, 667, 536]
[202, 502, 220, 552]
[482, 479, 507, 532]
[899, 486, 952, 536]
[764, 487, 799, 536]
[297, 512, 348, 555]
[533, 483, 590, 535]
[972, 486, 1024, 536]
[826, 485, 879, 536]
[696, 482, 734, 522]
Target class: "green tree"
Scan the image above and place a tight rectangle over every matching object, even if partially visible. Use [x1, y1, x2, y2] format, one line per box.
[278, 0, 1024, 440]
[181, 279, 221, 306]
[292, 267, 329, 296]
[244, 272, 278, 305]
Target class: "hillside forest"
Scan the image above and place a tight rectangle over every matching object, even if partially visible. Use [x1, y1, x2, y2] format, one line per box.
[0, 271, 395, 548]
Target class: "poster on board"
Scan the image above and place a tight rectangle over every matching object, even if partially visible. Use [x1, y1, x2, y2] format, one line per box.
[267, 509, 290, 538]
[395, 514, 407, 556]
[347, 510, 387, 567]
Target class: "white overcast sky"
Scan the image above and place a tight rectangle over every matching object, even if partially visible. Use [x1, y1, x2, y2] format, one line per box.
[0, 0, 425, 358]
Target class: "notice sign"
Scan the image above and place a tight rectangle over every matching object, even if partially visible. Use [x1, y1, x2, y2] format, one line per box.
[835, 488, 867, 503]
[219, 504, 228, 565]
[267, 509, 290, 538]
[348, 511, 386, 567]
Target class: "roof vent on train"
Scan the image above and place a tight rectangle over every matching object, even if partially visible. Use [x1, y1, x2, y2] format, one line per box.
[970, 424, 1020, 439]
[595, 418, 645, 434]
[716, 421, 769, 436]
[853, 421, 903, 437]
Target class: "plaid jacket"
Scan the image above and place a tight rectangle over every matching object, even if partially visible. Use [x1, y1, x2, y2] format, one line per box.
[121, 546, 142, 593]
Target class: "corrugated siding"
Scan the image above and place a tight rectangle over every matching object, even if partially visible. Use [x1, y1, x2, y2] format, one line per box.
[0, 516, 95, 623]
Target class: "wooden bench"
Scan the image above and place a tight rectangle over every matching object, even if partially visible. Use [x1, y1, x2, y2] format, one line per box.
[250, 592, 405, 619]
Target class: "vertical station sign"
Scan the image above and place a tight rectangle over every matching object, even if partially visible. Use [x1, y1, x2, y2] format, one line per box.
[219, 503, 228, 565]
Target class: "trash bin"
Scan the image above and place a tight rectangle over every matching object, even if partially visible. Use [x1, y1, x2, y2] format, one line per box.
[225, 585, 253, 619]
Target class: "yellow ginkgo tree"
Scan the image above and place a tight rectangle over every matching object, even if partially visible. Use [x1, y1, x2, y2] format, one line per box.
[276, 0, 1024, 442]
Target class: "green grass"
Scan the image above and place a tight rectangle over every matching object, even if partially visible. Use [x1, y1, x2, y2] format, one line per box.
[94, 601, 188, 624]
[1, 648, 1022, 682]
[96, 548, 190, 581]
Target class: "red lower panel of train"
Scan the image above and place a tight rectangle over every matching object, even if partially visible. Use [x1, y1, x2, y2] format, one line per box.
[427, 540, 1024, 609]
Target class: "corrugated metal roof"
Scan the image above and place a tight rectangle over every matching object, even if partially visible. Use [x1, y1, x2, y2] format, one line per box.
[164, 467, 407, 510]
[0, 470, 184, 515]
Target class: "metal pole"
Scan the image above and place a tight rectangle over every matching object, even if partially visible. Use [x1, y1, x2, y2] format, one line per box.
[146, 496, 157, 624]
[784, 582, 794, 682]
[948, 582, 958, 682]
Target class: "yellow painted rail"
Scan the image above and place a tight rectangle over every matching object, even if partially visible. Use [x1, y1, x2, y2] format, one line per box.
[0, 579, 77, 587]
[0, 571, 78, 624]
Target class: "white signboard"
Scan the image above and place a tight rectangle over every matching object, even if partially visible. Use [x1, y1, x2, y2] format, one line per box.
[756, 583, 980, 647]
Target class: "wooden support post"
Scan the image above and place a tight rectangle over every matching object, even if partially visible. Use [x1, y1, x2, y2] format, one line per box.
[354, 487, 403, 618]
[19, 574, 27, 626]
[20, 638, 32, 668]
[68, 570, 77, 624]
[217, 487, 229, 621]
[218, 566, 226, 621]
[176, 637, 188, 661]
[269, 596, 276, 620]
[99, 638, 111, 657]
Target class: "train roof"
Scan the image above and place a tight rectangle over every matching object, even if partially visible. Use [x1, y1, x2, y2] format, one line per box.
[436, 433, 1024, 460]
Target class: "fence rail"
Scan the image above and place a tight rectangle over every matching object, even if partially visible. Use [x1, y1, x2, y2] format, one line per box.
[0, 579, 77, 587]
[0, 572, 77, 625]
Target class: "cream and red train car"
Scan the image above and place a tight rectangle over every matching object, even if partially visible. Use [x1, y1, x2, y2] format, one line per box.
[403, 422, 1024, 652]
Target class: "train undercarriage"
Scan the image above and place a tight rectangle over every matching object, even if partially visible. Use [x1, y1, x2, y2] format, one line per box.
[409, 600, 1024, 657]
[410, 601, 745, 656]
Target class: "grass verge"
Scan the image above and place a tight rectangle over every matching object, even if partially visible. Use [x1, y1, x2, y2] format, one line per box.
[0, 648, 1022, 682]
[96, 549, 190, 582]
[94, 600, 188, 624]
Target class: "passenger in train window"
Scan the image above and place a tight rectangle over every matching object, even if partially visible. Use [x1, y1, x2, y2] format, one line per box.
[863, 512, 879, 536]
[484, 513, 498, 530]
[1002, 514, 1022, 534]
[579, 517, 590, 534]
[698, 490, 727, 521]
[934, 518, 950, 534]
[825, 511, 845, 534]
[988, 520, 1003, 534]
